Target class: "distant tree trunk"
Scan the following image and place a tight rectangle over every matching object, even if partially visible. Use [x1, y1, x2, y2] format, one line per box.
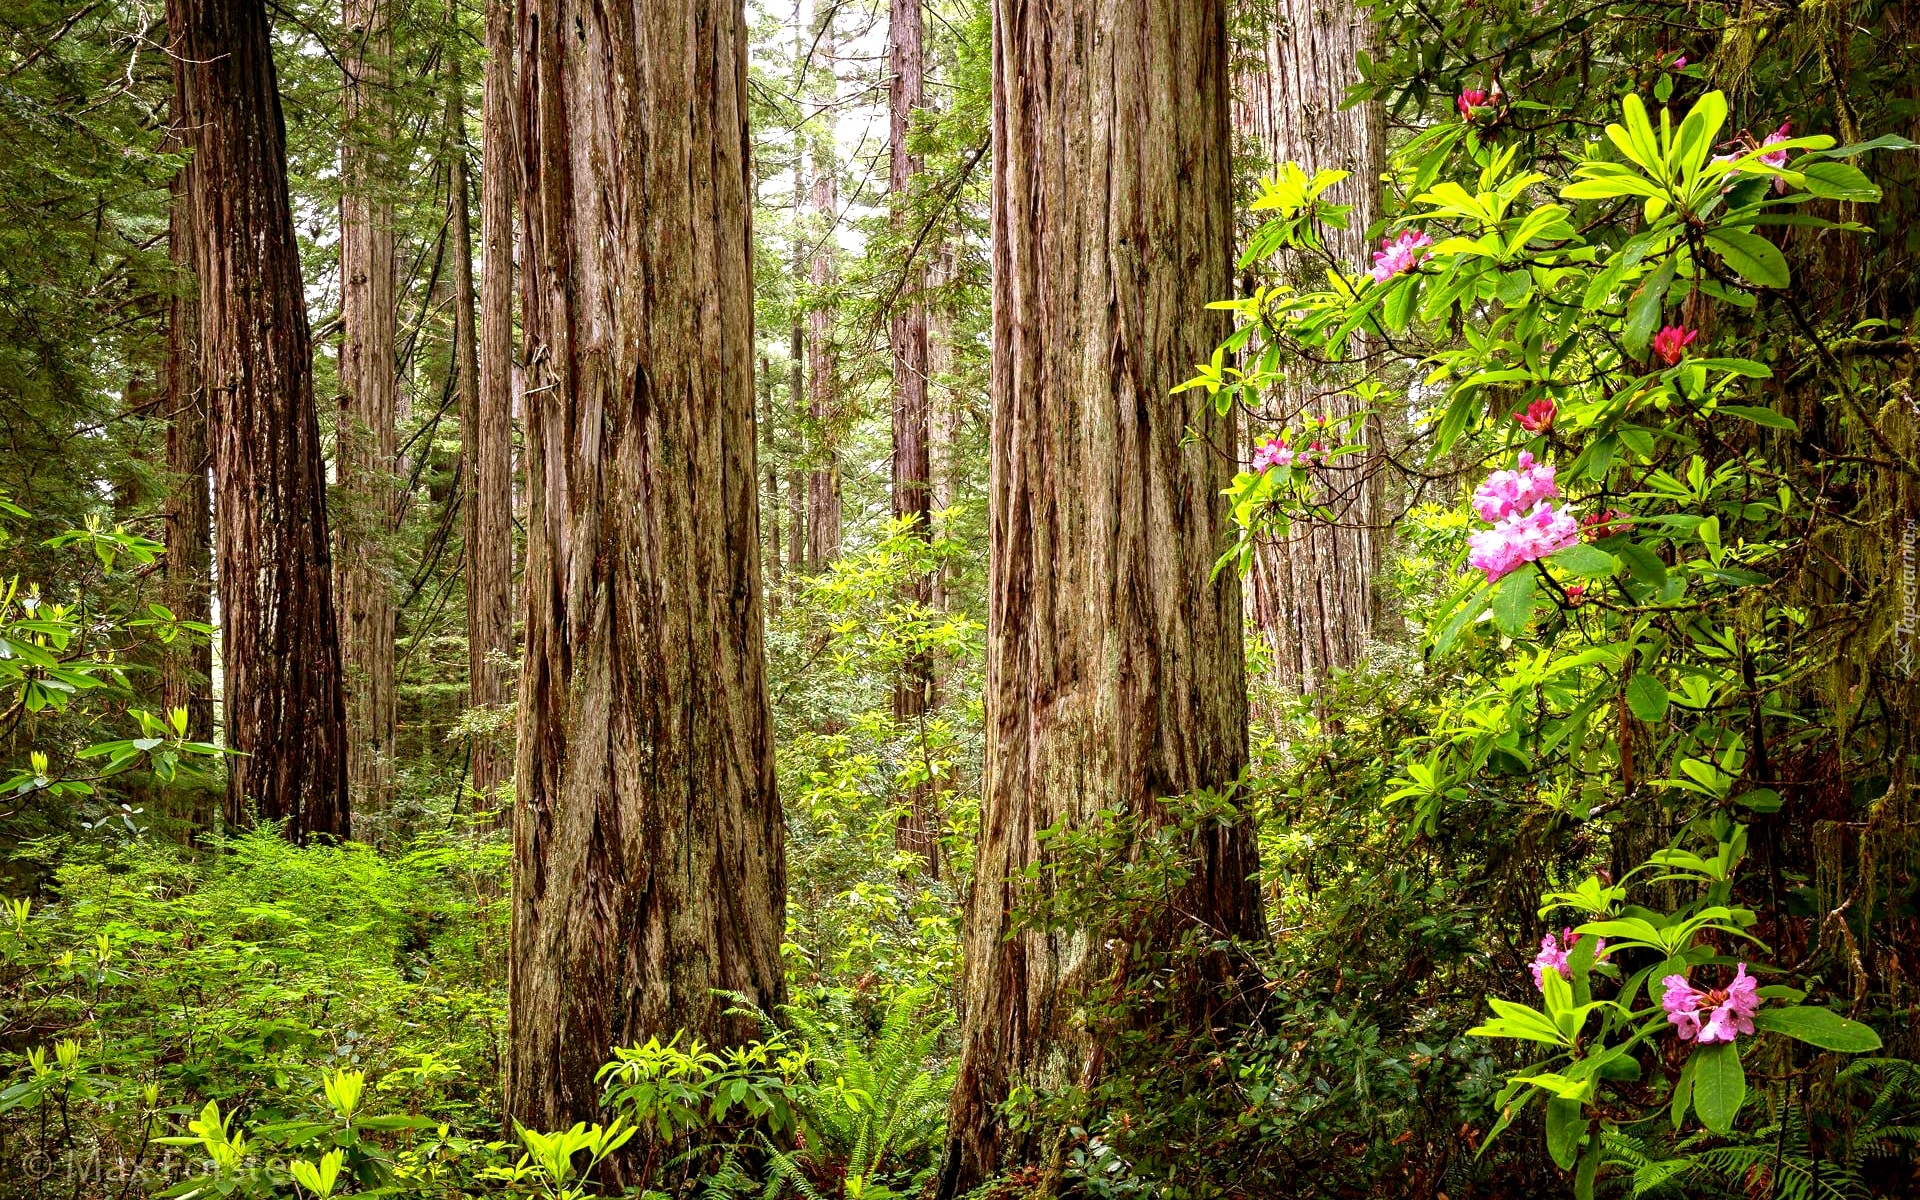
[938, 0, 1257, 1191]
[507, 0, 785, 1146]
[1235, 0, 1384, 694]
[172, 0, 348, 840]
[469, 0, 516, 806]
[161, 68, 214, 752]
[761, 353, 783, 603]
[805, 14, 841, 571]
[889, 0, 936, 874]
[927, 241, 958, 614]
[336, 0, 397, 818]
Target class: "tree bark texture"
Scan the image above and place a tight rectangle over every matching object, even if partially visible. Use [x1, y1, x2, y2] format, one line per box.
[172, 0, 348, 840]
[888, 0, 937, 873]
[469, 0, 517, 805]
[162, 72, 214, 749]
[805, 14, 841, 571]
[336, 0, 398, 816]
[1235, 0, 1384, 693]
[940, 0, 1259, 1191]
[507, 0, 786, 1142]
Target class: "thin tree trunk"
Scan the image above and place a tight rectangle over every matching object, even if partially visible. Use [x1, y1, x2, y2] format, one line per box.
[470, 0, 516, 805]
[787, 318, 807, 581]
[162, 71, 214, 754]
[507, 0, 785, 1152]
[337, 0, 397, 819]
[1236, 0, 1384, 695]
[761, 352, 783, 604]
[928, 241, 958, 613]
[888, 0, 936, 874]
[805, 12, 841, 571]
[172, 0, 348, 840]
[939, 0, 1257, 1191]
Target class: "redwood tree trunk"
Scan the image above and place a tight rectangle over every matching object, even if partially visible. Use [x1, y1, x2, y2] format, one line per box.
[938, 0, 1259, 1190]
[804, 14, 841, 571]
[888, 0, 936, 873]
[172, 0, 348, 840]
[336, 0, 398, 817]
[1236, 0, 1384, 694]
[468, 0, 516, 805]
[507, 0, 785, 1143]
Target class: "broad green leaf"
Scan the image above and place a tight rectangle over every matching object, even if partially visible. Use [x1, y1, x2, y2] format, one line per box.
[1625, 257, 1677, 358]
[1715, 405, 1797, 430]
[1615, 541, 1669, 590]
[1493, 568, 1537, 638]
[1749, 1006, 1883, 1052]
[1691, 1042, 1745, 1134]
[1706, 228, 1789, 289]
[1626, 672, 1669, 722]
[1545, 1096, 1584, 1170]
[1799, 161, 1881, 201]
[1550, 544, 1618, 578]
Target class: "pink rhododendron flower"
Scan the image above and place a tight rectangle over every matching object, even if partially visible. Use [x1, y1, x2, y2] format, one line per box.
[1661, 964, 1761, 1044]
[1652, 325, 1698, 366]
[1530, 927, 1607, 990]
[1564, 583, 1587, 606]
[1758, 121, 1792, 168]
[1370, 231, 1433, 283]
[1671, 55, 1688, 69]
[1251, 437, 1294, 472]
[1515, 398, 1556, 433]
[1472, 451, 1559, 522]
[1457, 89, 1490, 120]
[1468, 500, 1580, 582]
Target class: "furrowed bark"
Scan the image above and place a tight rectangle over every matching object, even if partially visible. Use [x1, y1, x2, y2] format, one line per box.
[172, 0, 348, 840]
[506, 0, 786, 1155]
[469, 0, 517, 806]
[336, 0, 398, 818]
[1236, 0, 1385, 694]
[939, 0, 1260, 1190]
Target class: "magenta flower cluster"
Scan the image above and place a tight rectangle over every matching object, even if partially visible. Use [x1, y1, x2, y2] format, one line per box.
[1252, 434, 1324, 473]
[1530, 927, 1606, 991]
[1467, 452, 1579, 582]
[1370, 231, 1433, 283]
[1662, 965, 1761, 1044]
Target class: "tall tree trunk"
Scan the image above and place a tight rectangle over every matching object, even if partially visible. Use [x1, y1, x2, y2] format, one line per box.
[336, 0, 398, 818]
[162, 69, 214, 754]
[467, 0, 516, 806]
[1235, 0, 1384, 694]
[804, 12, 841, 571]
[172, 0, 349, 840]
[786, 319, 807, 581]
[928, 241, 958, 613]
[761, 352, 783, 604]
[938, 0, 1257, 1191]
[507, 0, 785, 1147]
[888, 0, 936, 873]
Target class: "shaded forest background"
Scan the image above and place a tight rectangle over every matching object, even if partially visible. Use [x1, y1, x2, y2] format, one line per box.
[2, 0, 1920, 1198]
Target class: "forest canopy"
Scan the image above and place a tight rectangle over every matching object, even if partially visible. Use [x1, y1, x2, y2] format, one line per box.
[1, 0, 1918, 1198]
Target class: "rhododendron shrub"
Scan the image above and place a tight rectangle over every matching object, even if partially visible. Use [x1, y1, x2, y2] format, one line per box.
[1181, 83, 1914, 1198]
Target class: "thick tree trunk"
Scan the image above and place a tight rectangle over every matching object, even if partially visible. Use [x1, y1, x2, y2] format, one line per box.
[172, 0, 348, 840]
[336, 0, 398, 817]
[507, 0, 785, 1147]
[805, 14, 841, 571]
[888, 0, 936, 873]
[162, 88, 214, 752]
[938, 0, 1258, 1191]
[1235, 0, 1384, 694]
[468, 0, 516, 806]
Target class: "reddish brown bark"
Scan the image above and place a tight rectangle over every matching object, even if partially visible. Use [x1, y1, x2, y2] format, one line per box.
[506, 0, 785, 1145]
[336, 0, 398, 816]
[468, 0, 516, 805]
[171, 0, 348, 840]
[939, 0, 1259, 1191]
